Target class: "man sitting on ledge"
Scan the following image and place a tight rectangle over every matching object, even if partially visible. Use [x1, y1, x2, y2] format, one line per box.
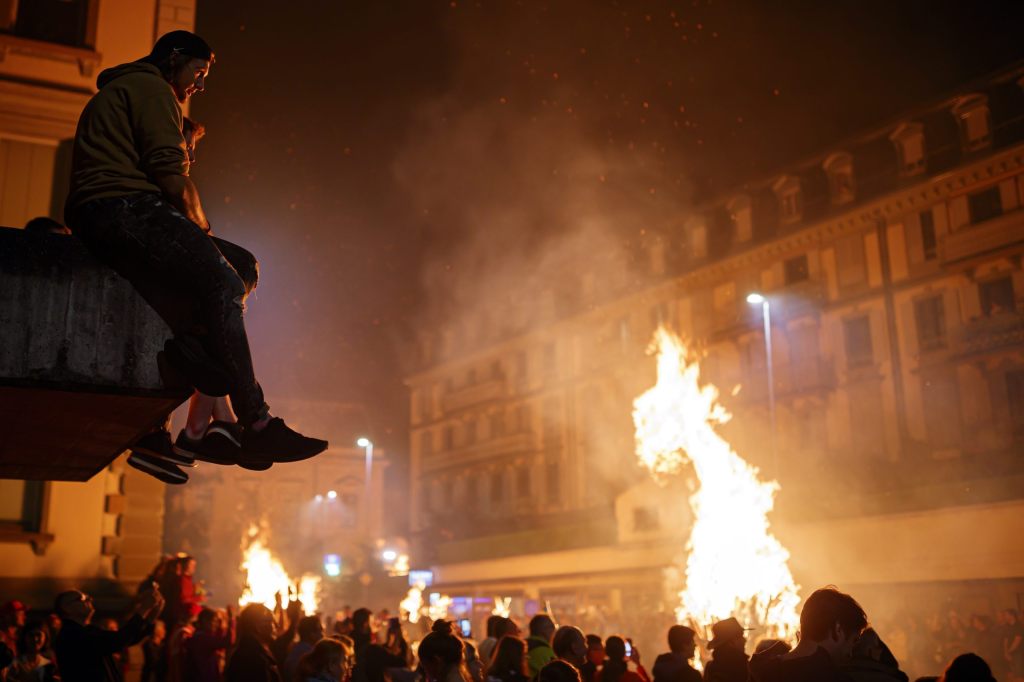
[64, 30, 327, 476]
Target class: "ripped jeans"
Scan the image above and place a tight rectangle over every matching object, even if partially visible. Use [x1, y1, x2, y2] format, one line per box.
[69, 192, 269, 425]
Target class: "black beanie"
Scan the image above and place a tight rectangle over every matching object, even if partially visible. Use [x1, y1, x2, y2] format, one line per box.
[145, 30, 214, 64]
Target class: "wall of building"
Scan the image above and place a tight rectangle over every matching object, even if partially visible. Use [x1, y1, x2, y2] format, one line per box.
[407, 68, 1024, 599]
[0, 0, 192, 605]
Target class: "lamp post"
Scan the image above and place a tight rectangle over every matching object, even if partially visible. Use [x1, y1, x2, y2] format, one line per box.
[746, 293, 779, 478]
[356, 437, 374, 525]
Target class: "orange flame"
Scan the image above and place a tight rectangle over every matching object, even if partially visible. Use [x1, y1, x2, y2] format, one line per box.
[633, 328, 800, 641]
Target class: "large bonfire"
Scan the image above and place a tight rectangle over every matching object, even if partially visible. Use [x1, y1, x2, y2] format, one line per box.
[238, 524, 321, 615]
[632, 327, 800, 641]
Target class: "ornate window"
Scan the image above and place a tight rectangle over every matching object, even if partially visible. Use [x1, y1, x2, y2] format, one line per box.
[727, 194, 753, 243]
[772, 175, 802, 223]
[952, 94, 992, 152]
[823, 152, 855, 205]
[889, 122, 925, 176]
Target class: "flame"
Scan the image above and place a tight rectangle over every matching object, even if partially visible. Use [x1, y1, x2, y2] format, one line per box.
[492, 597, 512, 618]
[239, 525, 321, 615]
[401, 581, 426, 624]
[428, 593, 452, 622]
[632, 328, 800, 642]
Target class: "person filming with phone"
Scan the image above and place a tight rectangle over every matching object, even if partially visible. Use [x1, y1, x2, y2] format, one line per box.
[600, 636, 650, 682]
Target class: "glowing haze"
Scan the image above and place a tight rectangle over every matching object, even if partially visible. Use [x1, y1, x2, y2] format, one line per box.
[633, 328, 800, 640]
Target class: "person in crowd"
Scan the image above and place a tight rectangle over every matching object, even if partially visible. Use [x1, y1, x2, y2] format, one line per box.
[185, 606, 235, 682]
[141, 619, 168, 682]
[376, 610, 392, 644]
[749, 586, 868, 682]
[96, 617, 131, 680]
[840, 627, 907, 682]
[599, 636, 649, 682]
[479, 616, 506, 669]
[465, 639, 486, 682]
[166, 610, 195, 682]
[0, 600, 27, 657]
[419, 620, 472, 682]
[23, 216, 71, 235]
[702, 618, 749, 682]
[486, 635, 531, 682]
[967, 616, 1001, 679]
[225, 603, 282, 682]
[371, 615, 416, 682]
[271, 599, 305, 670]
[54, 584, 164, 682]
[651, 625, 700, 682]
[6, 620, 58, 682]
[938, 652, 996, 682]
[1003, 609, 1024, 681]
[285, 616, 326, 682]
[540, 660, 583, 682]
[351, 607, 375, 669]
[65, 29, 328, 482]
[527, 615, 558, 678]
[297, 637, 353, 682]
[580, 634, 605, 682]
[553, 626, 589, 670]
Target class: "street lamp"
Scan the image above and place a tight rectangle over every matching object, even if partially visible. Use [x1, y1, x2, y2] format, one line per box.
[357, 437, 374, 525]
[746, 293, 779, 478]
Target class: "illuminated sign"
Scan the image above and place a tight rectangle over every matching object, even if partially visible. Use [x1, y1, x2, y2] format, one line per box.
[410, 570, 434, 587]
[323, 554, 342, 577]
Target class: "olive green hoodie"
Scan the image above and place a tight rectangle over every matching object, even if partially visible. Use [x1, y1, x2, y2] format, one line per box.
[65, 61, 189, 218]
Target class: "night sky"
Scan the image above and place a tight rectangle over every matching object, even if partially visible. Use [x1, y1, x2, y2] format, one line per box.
[190, 1, 1024, 461]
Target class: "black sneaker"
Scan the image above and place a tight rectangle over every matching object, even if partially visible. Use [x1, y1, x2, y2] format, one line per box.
[163, 336, 232, 397]
[133, 430, 196, 468]
[240, 417, 328, 464]
[174, 422, 272, 471]
[127, 452, 189, 485]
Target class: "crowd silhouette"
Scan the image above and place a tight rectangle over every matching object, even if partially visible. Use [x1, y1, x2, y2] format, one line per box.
[0, 558, 1020, 682]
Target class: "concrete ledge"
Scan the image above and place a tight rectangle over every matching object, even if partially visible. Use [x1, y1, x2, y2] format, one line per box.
[0, 227, 188, 480]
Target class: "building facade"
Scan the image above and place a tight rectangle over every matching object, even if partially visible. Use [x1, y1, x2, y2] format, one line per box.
[0, 0, 198, 607]
[406, 65, 1024, 637]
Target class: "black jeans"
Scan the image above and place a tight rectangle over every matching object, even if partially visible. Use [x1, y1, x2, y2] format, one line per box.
[69, 192, 269, 425]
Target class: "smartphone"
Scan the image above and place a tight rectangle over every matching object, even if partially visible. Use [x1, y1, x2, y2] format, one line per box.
[624, 640, 633, 658]
[459, 618, 472, 638]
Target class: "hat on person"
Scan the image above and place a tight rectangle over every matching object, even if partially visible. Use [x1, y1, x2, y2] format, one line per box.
[707, 617, 751, 650]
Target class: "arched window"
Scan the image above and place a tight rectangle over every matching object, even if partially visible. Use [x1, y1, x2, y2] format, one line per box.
[727, 194, 752, 243]
[772, 175, 802, 223]
[822, 152, 855, 205]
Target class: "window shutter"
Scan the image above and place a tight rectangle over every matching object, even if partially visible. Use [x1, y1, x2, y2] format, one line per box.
[999, 179, 1018, 212]
[948, 196, 969, 232]
[904, 214, 924, 265]
[963, 284, 982, 320]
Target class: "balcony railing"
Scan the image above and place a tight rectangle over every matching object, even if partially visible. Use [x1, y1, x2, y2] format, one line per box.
[954, 311, 1024, 357]
[441, 377, 506, 413]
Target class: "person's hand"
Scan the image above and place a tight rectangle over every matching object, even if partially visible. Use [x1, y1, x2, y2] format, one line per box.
[137, 585, 164, 620]
[629, 642, 640, 664]
[226, 604, 235, 620]
[275, 592, 283, 609]
[287, 600, 303, 623]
